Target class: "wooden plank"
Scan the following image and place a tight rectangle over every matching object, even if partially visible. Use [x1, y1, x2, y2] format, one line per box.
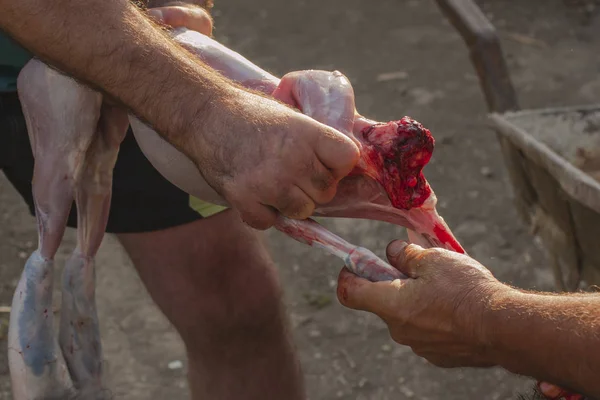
[434, 0, 518, 113]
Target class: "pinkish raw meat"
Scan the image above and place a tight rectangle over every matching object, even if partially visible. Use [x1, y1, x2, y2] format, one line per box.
[275, 216, 405, 281]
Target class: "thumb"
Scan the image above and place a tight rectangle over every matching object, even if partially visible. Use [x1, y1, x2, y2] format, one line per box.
[386, 240, 425, 279]
[337, 267, 404, 317]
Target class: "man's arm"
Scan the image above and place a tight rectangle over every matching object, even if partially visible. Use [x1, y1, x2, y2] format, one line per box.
[485, 289, 600, 397]
[0, 0, 360, 229]
[0, 0, 224, 145]
[336, 240, 600, 398]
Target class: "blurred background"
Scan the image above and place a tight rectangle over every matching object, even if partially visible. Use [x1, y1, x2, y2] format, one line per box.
[1, 0, 599, 398]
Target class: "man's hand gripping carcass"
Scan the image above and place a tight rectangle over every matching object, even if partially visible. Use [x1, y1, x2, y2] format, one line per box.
[130, 28, 465, 281]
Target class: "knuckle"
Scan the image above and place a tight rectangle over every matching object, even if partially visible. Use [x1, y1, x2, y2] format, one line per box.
[420, 248, 439, 259]
[239, 212, 270, 230]
[312, 183, 337, 205]
[329, 162, 353, 181]
[412, 247, 443, 264]
[278, 194, 314, 219]
[337, 139, 360, 171]
[288, 202, 314, 219]
[318, 188, 337, 205]
[311, 169, 337, 193]
[321, 138, 359, 175]
[236, 201, 275, 230]
[403, 244, 423, 261]
[346, 139, 361, 163]
[273, 189, 293, 212]
[424, 248, 454, 267]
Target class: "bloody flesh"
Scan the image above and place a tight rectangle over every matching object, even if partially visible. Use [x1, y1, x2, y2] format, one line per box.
[356, 117, 433, 210]
[433, 224, 464, 254]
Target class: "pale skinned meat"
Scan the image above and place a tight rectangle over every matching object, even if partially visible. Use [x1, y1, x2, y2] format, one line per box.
[10, 59, 127, 400]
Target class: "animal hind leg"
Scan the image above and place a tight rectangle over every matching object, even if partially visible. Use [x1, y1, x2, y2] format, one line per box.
[58, 103, 128, 395]
[9, 59, 102, 400]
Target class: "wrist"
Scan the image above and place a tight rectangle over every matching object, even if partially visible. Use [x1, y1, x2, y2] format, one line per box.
[480, 286, 534, 366]
[167, 82, 236, 155]
[460, 282, 518, 364]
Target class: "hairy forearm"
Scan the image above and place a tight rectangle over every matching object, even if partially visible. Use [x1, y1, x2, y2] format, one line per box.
[0, 0, 229, 147]
[485, 289, 600, 397]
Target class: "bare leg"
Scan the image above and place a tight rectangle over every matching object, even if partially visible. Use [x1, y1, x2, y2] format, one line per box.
[59, 104, 128, 395]
[9, 59, 102, 399]
[117, 210, 305, 400]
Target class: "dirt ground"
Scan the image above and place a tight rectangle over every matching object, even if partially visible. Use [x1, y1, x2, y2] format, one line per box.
[1, 0, 599, 399]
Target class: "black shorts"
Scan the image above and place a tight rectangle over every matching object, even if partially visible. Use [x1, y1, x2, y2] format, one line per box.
[0, 92, 203, 233]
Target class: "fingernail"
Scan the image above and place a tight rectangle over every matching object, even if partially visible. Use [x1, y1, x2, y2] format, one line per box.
[387, 240, 407, 258]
